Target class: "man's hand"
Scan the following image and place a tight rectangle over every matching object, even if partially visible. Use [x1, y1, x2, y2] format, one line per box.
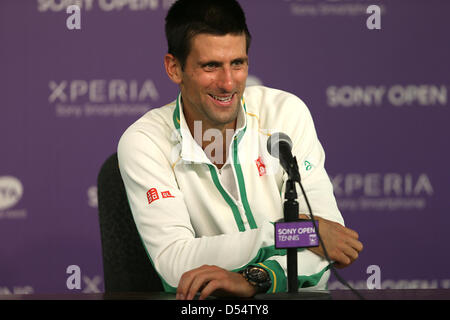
[176, 265, 257, 300]
[299, 214, 363, 268]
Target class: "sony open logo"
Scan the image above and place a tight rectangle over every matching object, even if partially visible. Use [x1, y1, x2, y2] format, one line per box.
[49, 79, 159, 118]
[0, 176, 24, 211]
[326, 85, 448, 108]
[37, 0, 176, 12]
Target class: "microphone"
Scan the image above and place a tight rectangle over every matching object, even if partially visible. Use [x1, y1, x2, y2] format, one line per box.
[265, 132, 365, 300]
[267, 132, 300, 182]
[267, 132, 305, 293]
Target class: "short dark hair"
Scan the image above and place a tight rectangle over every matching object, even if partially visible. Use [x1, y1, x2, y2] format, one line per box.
[165, 0, 251, 70]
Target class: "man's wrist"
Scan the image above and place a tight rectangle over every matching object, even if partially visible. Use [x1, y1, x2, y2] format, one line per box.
[299, 213, 311, 220]
[239, 265, 272, 294]
[238, 272, 258, 296]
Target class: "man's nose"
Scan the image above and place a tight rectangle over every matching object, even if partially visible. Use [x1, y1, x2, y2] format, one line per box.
[217, 67, 234, 92]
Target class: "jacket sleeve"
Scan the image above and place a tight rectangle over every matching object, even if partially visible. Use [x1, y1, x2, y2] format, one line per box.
[118, 125, 280, 292]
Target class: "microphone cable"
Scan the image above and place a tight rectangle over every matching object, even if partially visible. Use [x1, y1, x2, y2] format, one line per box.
[296, 180, 365, 300]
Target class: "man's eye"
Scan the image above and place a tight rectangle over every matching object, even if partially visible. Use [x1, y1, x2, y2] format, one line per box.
[232, 60, 245, 68]
[204, 63, 218, 70]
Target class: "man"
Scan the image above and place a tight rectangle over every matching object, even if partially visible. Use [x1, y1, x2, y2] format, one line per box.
[118, 0, 363, 300]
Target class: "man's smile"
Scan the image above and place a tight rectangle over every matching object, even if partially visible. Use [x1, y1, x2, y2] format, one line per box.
[207, 93, 236, 106]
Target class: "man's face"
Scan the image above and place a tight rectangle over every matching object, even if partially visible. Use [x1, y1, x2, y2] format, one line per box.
[179, 33, 249, 130]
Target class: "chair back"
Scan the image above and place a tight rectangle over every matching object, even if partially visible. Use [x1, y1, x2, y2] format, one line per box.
[97, 153, 163, 292]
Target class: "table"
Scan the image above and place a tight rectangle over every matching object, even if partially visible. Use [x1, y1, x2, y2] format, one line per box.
[1, 289, 449, 300]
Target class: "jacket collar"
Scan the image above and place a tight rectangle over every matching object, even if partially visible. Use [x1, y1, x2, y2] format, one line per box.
[172, 92, 247, 164]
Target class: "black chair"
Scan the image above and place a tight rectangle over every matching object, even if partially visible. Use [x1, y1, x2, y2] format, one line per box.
[97, 153, 163, 293]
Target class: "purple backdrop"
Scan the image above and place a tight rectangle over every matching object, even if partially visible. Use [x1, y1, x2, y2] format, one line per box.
[1, 0, 449, 294]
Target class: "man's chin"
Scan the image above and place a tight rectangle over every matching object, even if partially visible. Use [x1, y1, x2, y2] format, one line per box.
[201, 107, 235, 126]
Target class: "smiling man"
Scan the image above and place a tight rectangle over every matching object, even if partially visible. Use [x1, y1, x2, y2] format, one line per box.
[164, 32, 249, 167]
[118, 0, 363, 300]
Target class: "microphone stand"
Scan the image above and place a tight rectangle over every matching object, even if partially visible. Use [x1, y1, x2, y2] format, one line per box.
[284, 169, 300, 293]
[255, 156, 331, 300]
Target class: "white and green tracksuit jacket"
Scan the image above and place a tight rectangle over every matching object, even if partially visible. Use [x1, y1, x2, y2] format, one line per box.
[117, 85, 344, 293]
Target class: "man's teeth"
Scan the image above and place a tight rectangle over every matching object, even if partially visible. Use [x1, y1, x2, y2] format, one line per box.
[211, 94, 233, 102]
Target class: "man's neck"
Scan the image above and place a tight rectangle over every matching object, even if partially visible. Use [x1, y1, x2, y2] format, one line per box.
[186, 117, 237, 169]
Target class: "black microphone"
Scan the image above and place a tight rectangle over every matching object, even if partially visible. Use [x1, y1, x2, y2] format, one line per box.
[266, 132, 365, 300]
[267, 132, 301, 293]
[267, 132, 300, 182]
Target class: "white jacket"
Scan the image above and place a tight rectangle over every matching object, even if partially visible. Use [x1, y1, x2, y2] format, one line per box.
[117, 86, 344, 293]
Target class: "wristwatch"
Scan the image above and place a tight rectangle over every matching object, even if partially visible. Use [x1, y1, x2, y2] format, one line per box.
[240, 265, 272, 294]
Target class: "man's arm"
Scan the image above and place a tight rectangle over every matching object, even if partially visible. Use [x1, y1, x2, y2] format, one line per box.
[117, 126, 278, 291]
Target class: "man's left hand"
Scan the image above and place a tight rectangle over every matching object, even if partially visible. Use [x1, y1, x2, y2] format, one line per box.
[299, 214, 363, 268]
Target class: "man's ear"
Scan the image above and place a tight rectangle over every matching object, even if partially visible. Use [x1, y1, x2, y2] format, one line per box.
[164, 54, 182, 85]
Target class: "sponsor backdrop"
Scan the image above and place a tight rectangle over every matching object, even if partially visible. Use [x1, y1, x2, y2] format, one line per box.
[1, 0, 449, 294]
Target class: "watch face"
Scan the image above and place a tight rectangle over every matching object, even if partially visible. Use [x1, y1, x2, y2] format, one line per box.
[243, 266, 271, 293]
[248, 267, 269, 283]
